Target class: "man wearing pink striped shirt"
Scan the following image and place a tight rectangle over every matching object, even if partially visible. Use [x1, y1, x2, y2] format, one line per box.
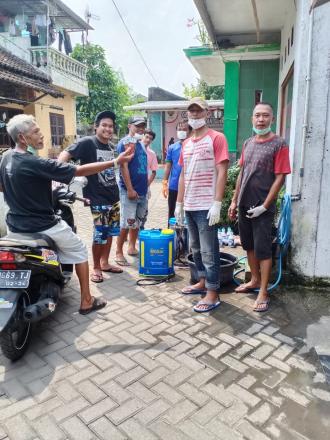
[175, 97, 229, 313]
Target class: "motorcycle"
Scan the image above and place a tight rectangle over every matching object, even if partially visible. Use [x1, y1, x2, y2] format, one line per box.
[0, 182, 89, 361]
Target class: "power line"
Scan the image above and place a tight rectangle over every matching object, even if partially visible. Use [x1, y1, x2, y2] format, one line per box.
[110, 0, 160, 87]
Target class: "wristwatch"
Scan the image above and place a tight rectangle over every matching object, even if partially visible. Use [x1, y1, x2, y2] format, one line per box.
[113, 158, 118, 169]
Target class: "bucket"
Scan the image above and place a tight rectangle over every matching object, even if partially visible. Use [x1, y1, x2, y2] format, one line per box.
[187, 252, 238, 285]
[139, 229, 175, 276]
[169, 217, 189, 258]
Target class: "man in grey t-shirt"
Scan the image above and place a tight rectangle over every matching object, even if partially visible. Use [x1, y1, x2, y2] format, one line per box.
[229, 103, 291, 312]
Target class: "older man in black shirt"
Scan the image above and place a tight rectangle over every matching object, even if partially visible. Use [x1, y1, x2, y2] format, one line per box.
[0, 114, 132, 314]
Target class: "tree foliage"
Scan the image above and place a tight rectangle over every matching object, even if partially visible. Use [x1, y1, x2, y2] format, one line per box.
[187, 18, 211, 46]
[183, 79, 224, 100]
[71, 44, 136, 134]
[220, 162, 240, 227]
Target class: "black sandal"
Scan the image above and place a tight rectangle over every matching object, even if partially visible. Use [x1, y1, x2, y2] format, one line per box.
[79, 296, 107, 315]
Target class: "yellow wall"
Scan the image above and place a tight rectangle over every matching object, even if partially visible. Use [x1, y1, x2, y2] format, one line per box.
[32, 88, 77, 158]
[1, 88, 77, 158]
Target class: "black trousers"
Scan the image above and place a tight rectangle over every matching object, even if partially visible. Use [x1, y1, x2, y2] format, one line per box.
[238, 206, 275, 260]
[168, 189, 178, 221]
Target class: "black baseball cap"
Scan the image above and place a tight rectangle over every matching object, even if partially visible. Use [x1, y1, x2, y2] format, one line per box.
[128, 116, 146, 126]
[94, 110, 116, 124]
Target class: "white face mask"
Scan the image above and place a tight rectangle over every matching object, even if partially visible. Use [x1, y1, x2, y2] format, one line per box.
[134, 133, 143, 141]
[177, 130, 187, 140]
[188, 118, 206, 130]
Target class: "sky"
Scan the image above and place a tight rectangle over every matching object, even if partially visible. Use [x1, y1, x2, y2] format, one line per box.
[64, 0, 202, 97]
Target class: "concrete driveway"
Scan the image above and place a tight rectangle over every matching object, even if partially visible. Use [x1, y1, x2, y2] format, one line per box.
[0, 181, 329, 440]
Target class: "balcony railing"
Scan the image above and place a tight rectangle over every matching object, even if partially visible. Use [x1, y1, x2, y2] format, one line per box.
[30, 46, 88, 96]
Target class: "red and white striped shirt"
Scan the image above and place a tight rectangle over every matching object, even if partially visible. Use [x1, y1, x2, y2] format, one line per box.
[179, 129, 229, 211]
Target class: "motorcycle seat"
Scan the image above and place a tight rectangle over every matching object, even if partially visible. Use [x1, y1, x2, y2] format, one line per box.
[0, 232, 56, 249]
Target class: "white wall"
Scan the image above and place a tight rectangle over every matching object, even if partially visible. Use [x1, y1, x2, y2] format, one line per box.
[288, 0, 330, 280]
[276, 1, 296, 130]
[279, 2, 296, 85]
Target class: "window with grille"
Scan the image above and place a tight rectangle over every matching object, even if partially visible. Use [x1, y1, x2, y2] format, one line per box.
[49, 113, 65, 146]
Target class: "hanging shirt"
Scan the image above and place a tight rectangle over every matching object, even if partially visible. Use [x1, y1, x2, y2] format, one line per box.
[35, 14, 47, 27]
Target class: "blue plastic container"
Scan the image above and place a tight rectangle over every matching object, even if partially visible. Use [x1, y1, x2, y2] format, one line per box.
[169, 217, 177, 228]
[139, 229, 175, 276]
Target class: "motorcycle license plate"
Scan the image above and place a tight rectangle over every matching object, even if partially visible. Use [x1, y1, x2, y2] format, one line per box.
[0, 270, 31, 289]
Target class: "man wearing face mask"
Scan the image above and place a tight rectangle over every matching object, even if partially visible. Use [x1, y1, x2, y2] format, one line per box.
[1, 114, 133, 314]
[115, 116, 148, 266]
[175, 98, 229, 313]
[162, 120, 191, 221]
[228, 102, 291, 312]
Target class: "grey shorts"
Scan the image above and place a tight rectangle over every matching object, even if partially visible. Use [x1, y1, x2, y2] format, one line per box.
[119, 189, 148, 229]
[40, 220, 88, 264]
[7, 220, 88, 264]
[238, 207, 275, 260]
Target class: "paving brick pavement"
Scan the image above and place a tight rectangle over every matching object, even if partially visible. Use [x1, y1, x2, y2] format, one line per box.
[0, 181, 329, 439]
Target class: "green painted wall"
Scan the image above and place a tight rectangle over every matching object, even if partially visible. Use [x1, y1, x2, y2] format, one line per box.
[148, 112, 162, 160]
[224, 62, 240, 153]
[237, 60, 279, 153]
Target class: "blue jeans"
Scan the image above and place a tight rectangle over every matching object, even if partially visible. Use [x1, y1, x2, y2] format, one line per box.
[185, 210, 220, 291]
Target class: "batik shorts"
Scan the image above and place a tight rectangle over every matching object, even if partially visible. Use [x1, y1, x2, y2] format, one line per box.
[91, 202, 120, 244]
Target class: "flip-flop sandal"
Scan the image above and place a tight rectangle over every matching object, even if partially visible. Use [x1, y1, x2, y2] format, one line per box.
[79, 296, 107, 315]
[235, 285, 259, 293]
[193, 300, 221, 313]
[101, 266, 123, 273]
[253, 299, 270, 312]
[127, 250, 139, 256]
[91, 273, 103, 283]
[181, 287, 207, 295]
[114, 257, 130, 267]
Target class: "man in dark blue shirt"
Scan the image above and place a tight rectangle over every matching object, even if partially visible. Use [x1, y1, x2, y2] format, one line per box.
[116, 116, 148, 266]
[162, 120, 191, 220]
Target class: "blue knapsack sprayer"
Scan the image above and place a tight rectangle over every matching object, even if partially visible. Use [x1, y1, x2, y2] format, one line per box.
[136, 218, 189, 286]
[137, 229, 176, 286]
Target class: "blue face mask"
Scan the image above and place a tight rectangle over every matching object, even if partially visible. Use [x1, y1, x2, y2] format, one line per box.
[252, 125, 271, 136]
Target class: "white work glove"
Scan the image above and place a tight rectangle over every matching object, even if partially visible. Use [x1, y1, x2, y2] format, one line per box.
[174, 202, 184, 225]
[207, 201, 222, 226]
[246, 205, 267, 218]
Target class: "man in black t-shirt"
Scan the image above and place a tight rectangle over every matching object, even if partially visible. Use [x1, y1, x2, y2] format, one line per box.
[0, 114, 133, 314]
[59, 111, 122, 284]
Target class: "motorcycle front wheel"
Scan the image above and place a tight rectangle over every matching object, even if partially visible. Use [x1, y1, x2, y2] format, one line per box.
[0, 292, 31, 361]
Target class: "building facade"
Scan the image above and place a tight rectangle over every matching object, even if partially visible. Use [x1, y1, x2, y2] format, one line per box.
[185, 0, 330, 283]
[0, 0, 91, 158]
[125, 87, 224, 161]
